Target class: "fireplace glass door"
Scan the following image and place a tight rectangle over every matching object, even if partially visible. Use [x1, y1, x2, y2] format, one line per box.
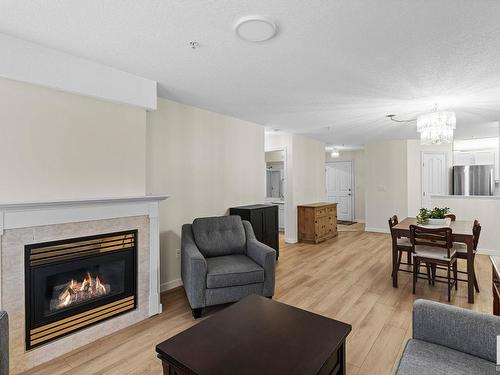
[25, 230, 137, 350]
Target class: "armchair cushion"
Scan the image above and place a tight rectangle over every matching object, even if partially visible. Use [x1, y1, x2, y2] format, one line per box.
[206, 254, 264, 289]
[192, 216, 246, 257]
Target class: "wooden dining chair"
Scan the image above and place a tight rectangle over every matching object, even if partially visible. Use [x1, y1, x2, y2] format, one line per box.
[445, 214, 456, 221]
[388, 215, 412, 273]
[452, 220, 481, 292]
[410, 225, 457, 301]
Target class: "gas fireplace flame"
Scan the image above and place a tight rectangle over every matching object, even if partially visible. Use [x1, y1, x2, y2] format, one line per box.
[55, 272, 110, 310]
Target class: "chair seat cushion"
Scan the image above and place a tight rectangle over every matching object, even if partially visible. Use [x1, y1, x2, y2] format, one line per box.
[396, 339, 496, 375]
[413, 245, 456, 260]
[206, 254, 264, 289]
[397, 237, 411, 247]
[452, 242, 476, 254]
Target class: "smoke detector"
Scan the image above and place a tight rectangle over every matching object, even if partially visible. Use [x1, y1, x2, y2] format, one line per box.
[234, 16, 278, 42]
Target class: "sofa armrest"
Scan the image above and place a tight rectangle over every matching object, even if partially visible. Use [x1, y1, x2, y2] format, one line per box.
[413, 299, 500, 363]
[181, 224, 207, 309]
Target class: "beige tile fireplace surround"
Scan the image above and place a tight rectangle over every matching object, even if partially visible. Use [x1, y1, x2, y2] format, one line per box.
[0, 196, 167, 374]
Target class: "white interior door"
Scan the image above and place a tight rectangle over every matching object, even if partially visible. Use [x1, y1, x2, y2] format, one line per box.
[326, 161, 353, 221]
[421, 152, 447, 208]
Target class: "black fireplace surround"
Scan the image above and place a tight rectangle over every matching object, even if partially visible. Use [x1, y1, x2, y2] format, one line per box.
[25, 230, 137, 350]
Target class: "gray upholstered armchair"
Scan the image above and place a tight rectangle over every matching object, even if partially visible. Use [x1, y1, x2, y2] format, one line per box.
[181, 215, 276, 318]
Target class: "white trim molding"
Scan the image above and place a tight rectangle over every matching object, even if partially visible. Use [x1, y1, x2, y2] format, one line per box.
[476, 248, 500, 257]
[0, 195, 168, 316]
[364, 227, 389, 234]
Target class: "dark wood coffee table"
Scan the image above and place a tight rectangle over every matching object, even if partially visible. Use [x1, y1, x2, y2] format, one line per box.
[156, 294, 352, 375]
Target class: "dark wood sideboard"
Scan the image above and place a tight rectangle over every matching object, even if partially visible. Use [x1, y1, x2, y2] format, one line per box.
[491, 256, 500, 316]
[229, 204, 279, 259]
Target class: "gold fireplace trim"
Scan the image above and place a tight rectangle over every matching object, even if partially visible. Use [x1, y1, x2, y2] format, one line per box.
[29, 296, 135, 347]
[29, 233, 135, 266]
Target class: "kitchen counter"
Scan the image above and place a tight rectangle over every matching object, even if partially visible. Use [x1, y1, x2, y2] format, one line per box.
[432, 194, 500, 200]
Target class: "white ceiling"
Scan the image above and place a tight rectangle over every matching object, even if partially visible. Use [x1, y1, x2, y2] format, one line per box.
[1, 0, 500, 147]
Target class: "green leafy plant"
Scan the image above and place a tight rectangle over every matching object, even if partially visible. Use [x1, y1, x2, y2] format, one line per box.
[416, 207, 450, 224]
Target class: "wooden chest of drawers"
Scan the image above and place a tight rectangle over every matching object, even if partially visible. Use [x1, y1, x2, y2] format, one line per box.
[298, 202, 338, 244]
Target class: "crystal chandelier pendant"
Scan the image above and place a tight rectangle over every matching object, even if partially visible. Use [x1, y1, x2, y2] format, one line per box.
[416, 111, 456, 145]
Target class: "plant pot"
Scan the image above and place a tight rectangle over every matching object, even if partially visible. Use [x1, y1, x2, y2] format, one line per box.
[427, 218, 450, 226]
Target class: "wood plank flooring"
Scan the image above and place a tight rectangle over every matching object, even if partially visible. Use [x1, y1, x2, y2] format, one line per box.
[22, 229, 493, 375]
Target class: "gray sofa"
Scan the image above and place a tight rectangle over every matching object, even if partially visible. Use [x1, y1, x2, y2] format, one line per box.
[181, 215, 276, 318]
[396, 299, 500, 374]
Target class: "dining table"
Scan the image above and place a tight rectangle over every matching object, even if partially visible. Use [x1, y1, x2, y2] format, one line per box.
[391, 217, 476, 303]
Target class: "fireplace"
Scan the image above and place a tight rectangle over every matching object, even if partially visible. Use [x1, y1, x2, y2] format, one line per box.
[25, 230, 137, 350]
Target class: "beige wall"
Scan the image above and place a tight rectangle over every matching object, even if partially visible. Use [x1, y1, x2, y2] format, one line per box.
[147, 98, 265, 288]
[365, 140, 408, 232]
[292, 134, 327, 221]
[0, 77, 146, 201]
[354, 139, 453, 231]
[325, 150, 366, 222]
[265, 133, 326, 242]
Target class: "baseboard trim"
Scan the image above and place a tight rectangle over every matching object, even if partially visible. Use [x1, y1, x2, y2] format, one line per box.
[285, 237, 298, 244]
[354, 219, 365, 224]
[476, 248, 500, 256]
[364, 227, 389, 234]
[160, 278, 183, 293]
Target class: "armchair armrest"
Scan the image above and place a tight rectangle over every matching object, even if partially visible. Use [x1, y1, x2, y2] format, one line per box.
[413, 299, 500, 363]
[181, 224, 207, 309]
[243, 221, 276, 296]
[247, 239, 276, 269]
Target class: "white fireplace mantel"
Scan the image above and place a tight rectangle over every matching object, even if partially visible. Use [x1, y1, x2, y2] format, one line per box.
[0, 195, 169, 315]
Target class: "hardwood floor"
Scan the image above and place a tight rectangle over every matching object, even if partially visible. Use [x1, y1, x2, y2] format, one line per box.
[22, 230, 492, 375]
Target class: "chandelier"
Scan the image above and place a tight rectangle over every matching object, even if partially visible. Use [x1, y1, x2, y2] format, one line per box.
[416, 110, 456, 145]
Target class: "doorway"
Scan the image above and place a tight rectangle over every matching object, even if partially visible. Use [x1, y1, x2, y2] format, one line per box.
[421, 152, 448, 208]
[326, 161, 354, 222]
[265, 149, 287, 236]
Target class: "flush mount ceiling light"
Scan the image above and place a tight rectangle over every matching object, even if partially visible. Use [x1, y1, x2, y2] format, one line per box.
[234, 16, 278, 42]
[325, 146, 340, 158]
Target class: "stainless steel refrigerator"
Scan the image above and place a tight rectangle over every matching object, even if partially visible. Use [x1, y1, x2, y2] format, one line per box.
[453, 165, 495, 196]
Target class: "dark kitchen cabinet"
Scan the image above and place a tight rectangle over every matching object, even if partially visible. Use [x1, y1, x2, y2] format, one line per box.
[229, 204, 279, 259]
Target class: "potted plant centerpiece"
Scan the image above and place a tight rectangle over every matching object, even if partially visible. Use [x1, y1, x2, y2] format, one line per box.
[416, 207, 451, 226]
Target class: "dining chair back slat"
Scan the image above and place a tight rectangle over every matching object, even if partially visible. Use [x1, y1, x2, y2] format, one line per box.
[472, 220, 481, 251]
